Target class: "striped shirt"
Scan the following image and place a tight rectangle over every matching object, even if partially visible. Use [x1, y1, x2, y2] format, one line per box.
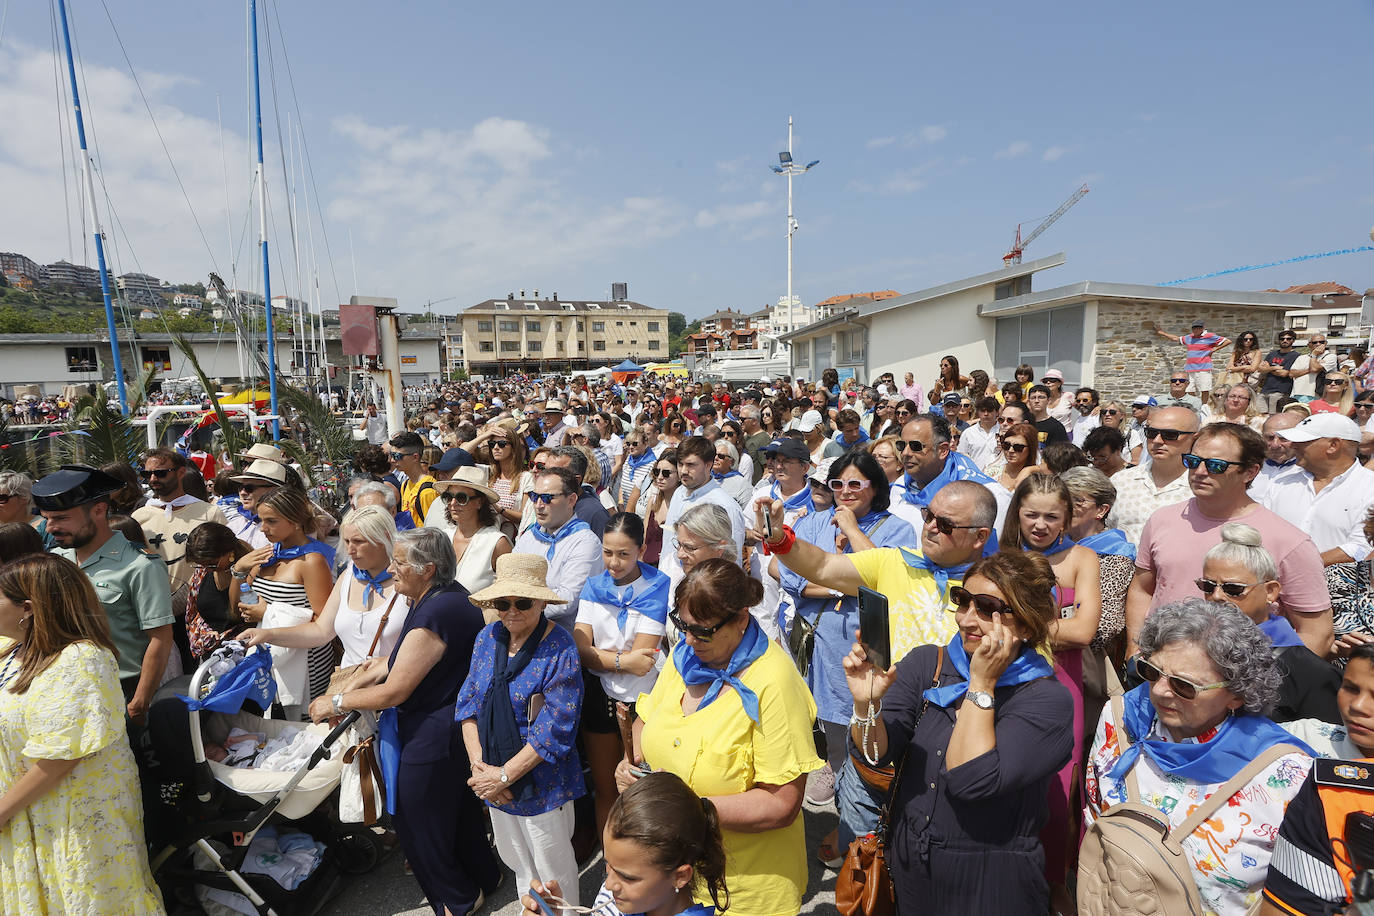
[1180, 332, 1227, 373]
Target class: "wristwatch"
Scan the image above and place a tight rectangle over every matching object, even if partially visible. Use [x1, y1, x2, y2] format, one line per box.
[965, 690, 994, 710]
[331, 693, 344, 716]
[499, 767, 509, 784]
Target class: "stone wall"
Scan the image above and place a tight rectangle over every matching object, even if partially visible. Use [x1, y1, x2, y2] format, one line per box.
[1093, 299, 1289, 404]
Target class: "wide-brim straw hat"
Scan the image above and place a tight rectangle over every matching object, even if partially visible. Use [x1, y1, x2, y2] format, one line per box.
[239, 443, 287, 464]
[230, 458, 289, 486]
[468, 553, 566, 605]
[432, 465, 499, 504]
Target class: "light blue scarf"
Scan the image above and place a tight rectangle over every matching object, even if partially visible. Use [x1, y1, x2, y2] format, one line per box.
[923, 636, 1055, 708]
[529, 517, 591, 560]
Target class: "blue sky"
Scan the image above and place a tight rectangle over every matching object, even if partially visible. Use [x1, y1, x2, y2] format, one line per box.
[1, 1, 1370, 319]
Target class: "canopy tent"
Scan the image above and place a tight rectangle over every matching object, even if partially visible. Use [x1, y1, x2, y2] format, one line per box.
[645, 362, 689, 379]
[611, 359, 644, 384]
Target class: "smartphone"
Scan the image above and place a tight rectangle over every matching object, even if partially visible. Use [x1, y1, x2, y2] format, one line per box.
[764, 508, 774, 542]
[858, 587, 890, 671]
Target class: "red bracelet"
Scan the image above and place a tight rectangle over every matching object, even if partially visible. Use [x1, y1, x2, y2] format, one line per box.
[760, 524, 796, 556]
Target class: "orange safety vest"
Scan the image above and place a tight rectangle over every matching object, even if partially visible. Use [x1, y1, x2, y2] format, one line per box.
[1315, 756, 1374, 905]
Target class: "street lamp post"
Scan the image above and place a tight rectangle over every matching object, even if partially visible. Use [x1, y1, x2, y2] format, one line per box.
[770, 116, 820, 335]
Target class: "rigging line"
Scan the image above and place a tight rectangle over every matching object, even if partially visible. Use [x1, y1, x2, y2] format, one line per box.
[47, 0, 76, 262]
[0, 0, 10, 49]
[267, 0, 342, 310]
[261, 5, 300, 302]
[94, 0, 220, 273]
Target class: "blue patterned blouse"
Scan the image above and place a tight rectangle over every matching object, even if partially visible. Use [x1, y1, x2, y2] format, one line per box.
[454, 620, 585, 816]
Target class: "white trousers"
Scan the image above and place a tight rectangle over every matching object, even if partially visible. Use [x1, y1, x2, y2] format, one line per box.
[489, 803, 580, 907]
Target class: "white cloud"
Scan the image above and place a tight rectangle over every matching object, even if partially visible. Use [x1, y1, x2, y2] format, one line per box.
[918, 125, 948, 144]
[693, 200, 772, 229]
[995, 140, 1031, 159]
[882, 171, 927, 194]
[866, 136, 896, 149]
[1042, 145, 1070, 162]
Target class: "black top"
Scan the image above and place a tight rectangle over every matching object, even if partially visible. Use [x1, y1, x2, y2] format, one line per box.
[387, 581, 486, 764]
[1261, 348, 1300, 396]
[877, 643, 1074, 916]
[574, 487, 610, 538]
[1272, 645, 1343, 724]
[1034, 417, 1069, 445]
[1262, 770, 1350, 915]
[196, 574, 234, 631]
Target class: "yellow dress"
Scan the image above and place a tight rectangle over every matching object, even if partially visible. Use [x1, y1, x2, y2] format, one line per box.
[637, 641, 823, 916]
[0, 638, 164, 915]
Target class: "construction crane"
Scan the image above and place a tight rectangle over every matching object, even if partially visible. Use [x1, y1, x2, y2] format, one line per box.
[1003, 184, 1090, 265]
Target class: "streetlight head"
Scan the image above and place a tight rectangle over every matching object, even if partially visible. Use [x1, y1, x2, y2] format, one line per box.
[805, 159, 821, 169]
[778, 151, 793, 165]
[769, 165, 785, 174]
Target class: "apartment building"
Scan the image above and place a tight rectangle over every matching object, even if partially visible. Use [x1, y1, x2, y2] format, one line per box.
[0, 253, 43, 290]
[459, 292, 669, 376]
[699, 308, 750, 334]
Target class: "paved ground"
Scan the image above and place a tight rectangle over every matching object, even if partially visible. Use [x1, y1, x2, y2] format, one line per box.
[318, 801, 841, 915]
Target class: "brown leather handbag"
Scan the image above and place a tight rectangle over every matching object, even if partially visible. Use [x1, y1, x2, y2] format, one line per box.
[835, 651, 943, 916]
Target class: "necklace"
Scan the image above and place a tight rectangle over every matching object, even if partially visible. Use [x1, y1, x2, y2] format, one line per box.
[0, 644, 24, 691]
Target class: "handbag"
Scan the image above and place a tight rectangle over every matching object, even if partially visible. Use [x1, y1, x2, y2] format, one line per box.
[339, 712, 385, 825]
[835, 649, 943, 916]
[326, 593, 399, 697]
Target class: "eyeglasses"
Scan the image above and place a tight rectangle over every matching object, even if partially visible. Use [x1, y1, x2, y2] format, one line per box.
[1000, 440, 1028, 454]
[390, 451, 419, 461]
[828, 478, 872, 493]
[1143, 425, 1191, 442]
[652, 468, 675, 478]
[528, 491, 566, 504]
[671, 537, 718, 555]
[1102, 409, 1121, 416]
[894, 439, 927, 453]
[140, 467, 175, 479]
[490, 598, 535, 612]
[894, 409, 913, 417]
[920, 507, 982, 536]
[1170, 378, 1188, 384]
[1135, 657, 1227, 700]
[948, 586, 1013, 621]
[439, 491, 474, 506]
[1182, 453, 1238, 474]
[669, 608, 737, 641]
[1194, 577, 1262, 599]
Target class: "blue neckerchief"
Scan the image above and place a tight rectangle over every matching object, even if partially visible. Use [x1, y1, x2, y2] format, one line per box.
[834, 428, 871, 447]
[478, 620, 549, 805]
[233, 501, 259, 525]
[898, 547, 979, 602]
[1259, 614, 1306, 648]
[530, 517, 591, 560]
[351, 564, 394, 604]
[1077, 528, 1137, 561]
[673, 616, 769, 725]
[1107, 683, 1313, 783]
[1039, 534, 1077, 557]
[924, 636, 1055, 707]
[901, 451, 993, 507]
[625, 449, 658, 474]
[580, 563, 670, 630]
[771, 480, 814, 514]
[259, 537, 334, 570]
[712, 470, 744, 481]
[853, 508, 887, 532]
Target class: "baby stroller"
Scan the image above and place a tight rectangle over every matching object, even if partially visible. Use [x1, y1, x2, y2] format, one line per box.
[147, 644, 381, 916]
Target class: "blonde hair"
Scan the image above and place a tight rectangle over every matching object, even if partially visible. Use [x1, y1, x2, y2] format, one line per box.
[340, 505, 398, 555]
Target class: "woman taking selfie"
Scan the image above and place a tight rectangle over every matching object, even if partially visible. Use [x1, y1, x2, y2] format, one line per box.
[844, 551, 1072, 914]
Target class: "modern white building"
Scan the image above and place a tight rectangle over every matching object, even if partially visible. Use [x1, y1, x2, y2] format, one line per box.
[770, 294, 814, 336]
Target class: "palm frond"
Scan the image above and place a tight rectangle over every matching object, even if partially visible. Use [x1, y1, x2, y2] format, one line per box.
[126, 364, 161, 414]
[0, 414, 36, 475]
[62, 395, 142, 467]
[172, 335, 246, 458]
[278, 383, 359, 472]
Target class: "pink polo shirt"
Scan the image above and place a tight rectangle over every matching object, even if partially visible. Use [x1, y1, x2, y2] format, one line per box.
[1137, 499, 1327, 617]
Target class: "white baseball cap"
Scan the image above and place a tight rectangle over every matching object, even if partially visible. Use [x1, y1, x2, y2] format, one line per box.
[1278, 413, 1362, 443]
[795, 410, 824, 433]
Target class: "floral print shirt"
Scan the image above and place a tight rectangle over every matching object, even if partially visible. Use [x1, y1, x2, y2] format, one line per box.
[1085, 710, 1313, 916]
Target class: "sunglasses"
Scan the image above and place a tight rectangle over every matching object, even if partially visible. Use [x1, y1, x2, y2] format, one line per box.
[532, 462, 548, 470]
[894, 439, 927, 453]
[390, 451, 419, 460]
[1279, 335, 1296, 341]
[1170, 378, 1188, 384]
[895, 409, 913, 417]
[140, 467, 175, 479]
[653, 468, 675, 478]
[1102, 409, 1121, 416]
[1143, 425, 1190, 442]
[1000, 440, 1028, 454]
[1135, 657, 1227, 700]
[920, 507, 982, 536]
[828, 478, 872, 493]
[1182, 453, 1238, 474]
[528, 491, 566, 504]
[1326, 379, 1349, 387]
[490, 598, 536, 612]
[1194, 577, 1262, 599]
[491, 440, 511, 448]
[669, 608, 737, 641]
[439, 491, 474, 505]
[948, 586, 1012, 621]
[239, 482, 270, 493]
[1357, 402, 1374, 410]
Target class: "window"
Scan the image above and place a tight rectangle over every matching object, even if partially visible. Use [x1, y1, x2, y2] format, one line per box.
[577, 320, 584, 330]
[592, 321, 605, 332]
[648, 340, 661, 350]
[528, 341, 542, 351]
[557, 342, 565, 353]
[66, 346, 98, 372]
[616, 340, 625, 345]
[527, 320, 541, 332]
[477, 320, 493, 333]
[793, 340, 810, 367]
[1330, 314, 1348, 329]
[1290, 316, 1308, 330]
[499, 320, 519, 332]
[648, 321, 660, 331]
[479, 341, 494, 352]
[993, 276, 1032, 301]
[555, 320, 563, 332]
[577, 342, 584, 351]
[995, 303, 1086, 386]
[616, 320, 624, 326]
[500, 341, 520, 352]
[839, 329, 865, 364]
[594, 341, 606, 351]
[142, 346, 172, 371]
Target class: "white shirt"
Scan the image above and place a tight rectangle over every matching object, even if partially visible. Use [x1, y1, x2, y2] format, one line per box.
[1249, 459, 1298, 504]
[1106, 462, 1193, 545]
[1071, 412, 1101, 447]
[513, 519, 604, 629]
[1259, 460, 1374, 561]
[957, 422, 1000, 470]
[575, 587, 666, 701]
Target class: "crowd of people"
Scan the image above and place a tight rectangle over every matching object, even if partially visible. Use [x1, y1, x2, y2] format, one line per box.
[2, 321, 1374, 916]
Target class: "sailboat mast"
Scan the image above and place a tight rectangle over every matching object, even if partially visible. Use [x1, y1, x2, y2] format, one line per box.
[250, 0, 281, 439]
[56, 0, 128, 414]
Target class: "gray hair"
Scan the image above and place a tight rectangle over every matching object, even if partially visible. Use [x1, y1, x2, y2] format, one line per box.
[339, 505, 397, 554]
[675, 503, 733, 553]
[552, 445, 589, 479]
[1059, 466, 1117, 508]
[940, 480, 997, 529]
[1203, 522, 1278, 582]
[0, 471, 34, 509]
[353, 480, 397, 510]
[1138, 598, 1281, 715]
[580, 425, 602, 448]
[738, 405, 760, 422]
[394, 527, 457, 585]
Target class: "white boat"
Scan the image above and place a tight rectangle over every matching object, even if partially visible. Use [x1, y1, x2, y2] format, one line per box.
[695, 334, 790, 385]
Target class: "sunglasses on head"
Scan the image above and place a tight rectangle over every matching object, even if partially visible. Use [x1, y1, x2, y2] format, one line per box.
[1135, 657, 1227, 700]
[948, 586, 1012, 621]
[528, 491, 566, 504]
[1195, 577, 1262, 599]
[894, 439, 927, 453]
[828, 478, 871, 493]
[439, 490, 474, 505]
[1182, 453, 1238, 474]
[1143, 425, 1189, 441]
[920, 506, 981, 536]
[669, 608, 737, 641]
[490, 597, 535, 612]
[140, 467, 174, 479]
